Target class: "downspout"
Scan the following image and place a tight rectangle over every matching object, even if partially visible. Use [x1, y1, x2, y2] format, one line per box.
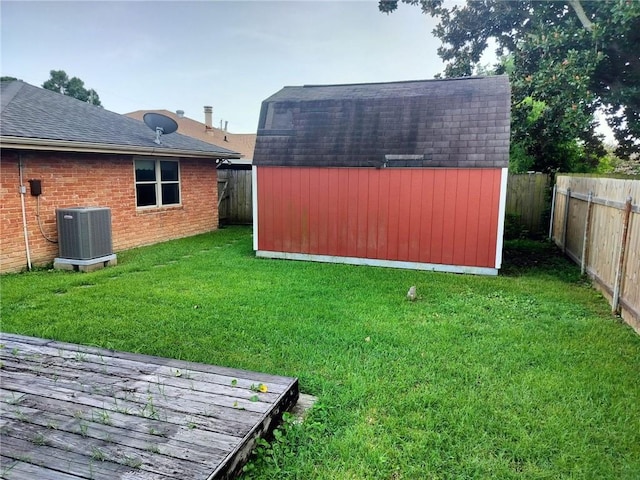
[18, 154, 33, 270]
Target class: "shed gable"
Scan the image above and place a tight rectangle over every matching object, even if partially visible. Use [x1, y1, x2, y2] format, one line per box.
[254, 76, 510, 169]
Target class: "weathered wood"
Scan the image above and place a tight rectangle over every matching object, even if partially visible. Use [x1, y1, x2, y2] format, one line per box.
[1, 455, 87, 480]
[0, 394, 246, 446]
[0, 355, 279, 414]
[0, 334, 300, 479]
[0, 333, 293, 385]
[217, 170, 253, 225]
[552, 176, 640, 334]
[1, 399, 232, 463]
[1, 435, 164, 480]
[1, 378, 257, 437]
[506, 173, 550, 235]
[1, 412, 217, 479]
[612, 197, 633, 314]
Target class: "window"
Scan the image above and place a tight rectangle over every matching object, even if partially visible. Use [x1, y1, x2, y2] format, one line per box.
[135, 158, 180, 207]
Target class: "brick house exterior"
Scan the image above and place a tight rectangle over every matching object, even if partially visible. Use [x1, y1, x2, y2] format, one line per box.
[1, 81, 240, 273]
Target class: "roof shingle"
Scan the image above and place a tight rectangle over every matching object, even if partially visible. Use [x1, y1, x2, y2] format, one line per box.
[0, 81, 240, 158]
[254, 76, 511, 169]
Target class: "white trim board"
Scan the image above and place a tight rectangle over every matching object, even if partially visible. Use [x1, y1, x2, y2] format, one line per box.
[494, 167, 508, 269]
[256, 250, 499, 276]
[252, 165, 259, 251]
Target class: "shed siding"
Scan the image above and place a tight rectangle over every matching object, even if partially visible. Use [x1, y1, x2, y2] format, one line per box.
[257, 166, 501, 268]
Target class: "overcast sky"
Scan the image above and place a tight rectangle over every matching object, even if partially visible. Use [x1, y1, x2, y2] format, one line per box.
[1, 1, 454, 133]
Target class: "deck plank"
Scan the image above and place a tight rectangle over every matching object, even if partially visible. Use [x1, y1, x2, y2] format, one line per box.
[1, 455, 86, 480]
[0, 334, 299, 479]
[1, 333, 291, 384]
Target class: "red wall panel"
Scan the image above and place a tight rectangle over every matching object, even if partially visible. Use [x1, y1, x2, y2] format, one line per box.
[257, 166, 503, 268]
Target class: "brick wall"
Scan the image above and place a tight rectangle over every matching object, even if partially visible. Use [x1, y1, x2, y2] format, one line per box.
[1, 150, 218, 273]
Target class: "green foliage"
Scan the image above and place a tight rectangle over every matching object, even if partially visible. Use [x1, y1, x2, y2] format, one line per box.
[2, 228, 639, 479]
[597, 149, 619, 174]
[380, 0, 640, 169]
[243, 412, 312, 476]
[503, 213, 528, 240]
[509, 141, 535, 173]
[42, 69, 102, 106]
[597, 146, 640, 176]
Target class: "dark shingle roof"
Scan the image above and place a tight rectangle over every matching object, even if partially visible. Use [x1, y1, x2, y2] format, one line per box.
[253, 76, 510, 168]
[0, 81, 240, 158]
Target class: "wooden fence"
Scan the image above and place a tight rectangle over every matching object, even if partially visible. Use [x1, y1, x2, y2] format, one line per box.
[506, 173, 551, 235]
[217, 169, 253, 225]
[216, 170, 550, 232]
[550, 175, 639, 334]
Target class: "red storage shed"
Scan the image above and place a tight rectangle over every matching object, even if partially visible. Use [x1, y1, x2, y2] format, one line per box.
[252, 76, 510, 275]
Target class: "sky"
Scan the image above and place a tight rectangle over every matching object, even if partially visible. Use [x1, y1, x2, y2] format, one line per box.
[1, 1, 455, 134]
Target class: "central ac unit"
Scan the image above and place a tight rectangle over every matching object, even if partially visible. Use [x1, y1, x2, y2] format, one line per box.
[56, 207, 113, 260]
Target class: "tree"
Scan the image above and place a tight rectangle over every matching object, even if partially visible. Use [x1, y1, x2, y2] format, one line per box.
[1, 76, 20, 82]
[42, 70, 102, 106]
[379, 0, 640, 170]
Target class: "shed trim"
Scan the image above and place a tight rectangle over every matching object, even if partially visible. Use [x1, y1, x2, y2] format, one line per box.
[256, 250, 499, 276]
[252, 165, 259, 251]
[494, 167, 508, 269]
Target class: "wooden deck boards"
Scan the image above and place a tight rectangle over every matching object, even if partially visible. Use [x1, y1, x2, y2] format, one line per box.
[0, 334, 299, 480]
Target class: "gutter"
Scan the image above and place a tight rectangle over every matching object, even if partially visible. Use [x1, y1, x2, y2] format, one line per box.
[0, 136, 241, 160]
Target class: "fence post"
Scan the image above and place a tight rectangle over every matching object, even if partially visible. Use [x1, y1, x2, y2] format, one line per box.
[581, 191, 593, 275]
[548, 183, 557, 240]
[612, 197, 633, 315]
[562, 188, 571, 253]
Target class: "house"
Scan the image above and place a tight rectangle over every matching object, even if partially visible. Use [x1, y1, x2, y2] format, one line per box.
[252, 76, 511, 275]
[125, 107, 256, 162]
[126, 108, 256, 225]
[0, 81, 241, 274]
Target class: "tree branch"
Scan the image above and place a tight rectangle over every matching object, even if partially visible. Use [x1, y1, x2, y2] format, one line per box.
[567, 0, 594, 31]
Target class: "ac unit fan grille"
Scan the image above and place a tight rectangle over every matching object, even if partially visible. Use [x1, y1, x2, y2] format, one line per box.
[56, 207, 113, 260]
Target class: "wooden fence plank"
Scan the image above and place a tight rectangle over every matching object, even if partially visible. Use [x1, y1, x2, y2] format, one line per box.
[217, 170, 253, 225]
[506, 173, 550, 235]
[552, 176, 640, 334]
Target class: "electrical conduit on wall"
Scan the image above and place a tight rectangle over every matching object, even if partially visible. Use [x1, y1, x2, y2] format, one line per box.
[18, 154, 32, 270]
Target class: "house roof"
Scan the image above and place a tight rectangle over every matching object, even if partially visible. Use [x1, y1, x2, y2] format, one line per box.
[0, 81, 241, 159]
[125, 109, 256, 160]
[253, 76, 511, 169]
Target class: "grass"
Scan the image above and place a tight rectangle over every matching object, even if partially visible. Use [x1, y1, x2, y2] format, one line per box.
[2, 226, 639, 479]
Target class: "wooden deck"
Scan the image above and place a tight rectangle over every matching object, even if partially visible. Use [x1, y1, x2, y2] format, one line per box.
[0, 334, 299, 480]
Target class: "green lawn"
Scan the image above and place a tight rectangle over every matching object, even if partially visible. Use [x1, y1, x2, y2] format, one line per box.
[2, 227, 639, 479]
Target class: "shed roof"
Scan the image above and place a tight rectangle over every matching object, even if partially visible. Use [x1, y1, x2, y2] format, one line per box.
[253, 76, 510, 168]
[0, 81, 241, 159]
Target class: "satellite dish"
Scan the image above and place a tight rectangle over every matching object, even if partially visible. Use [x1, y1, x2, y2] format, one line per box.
[143, 113, 178, 145]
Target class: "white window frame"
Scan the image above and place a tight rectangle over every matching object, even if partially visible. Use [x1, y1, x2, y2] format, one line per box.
[134, 157, 181, 208]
